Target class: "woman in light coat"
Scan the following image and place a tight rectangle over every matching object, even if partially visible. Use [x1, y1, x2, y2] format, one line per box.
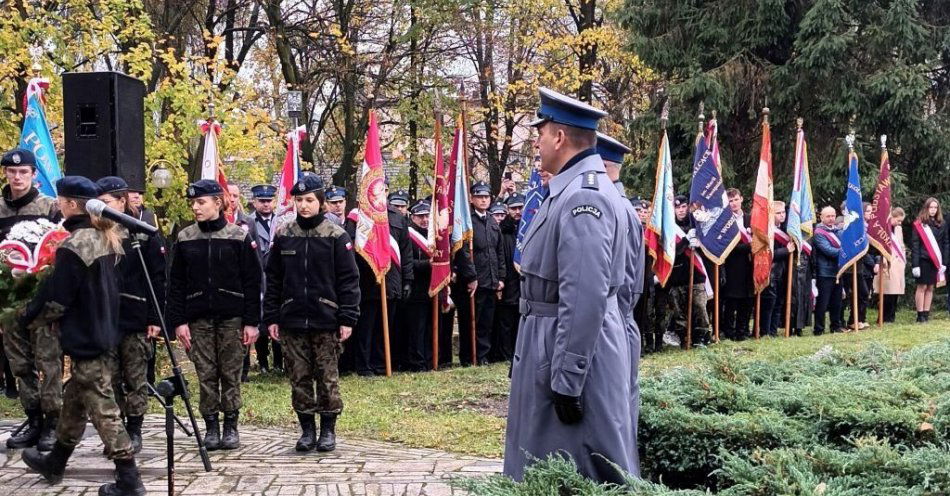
[877, 207, 907, 322]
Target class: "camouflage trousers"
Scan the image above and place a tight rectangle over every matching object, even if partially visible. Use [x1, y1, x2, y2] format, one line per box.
[113, 333, 152, 417]
[58, 352, 134, 460]
[669, 284, 712, 345]
[282, 329, 343, 415]
[187, 318, 244, 416]
[2, 322, 63, 413]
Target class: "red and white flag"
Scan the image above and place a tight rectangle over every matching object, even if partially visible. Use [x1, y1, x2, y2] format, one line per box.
[751, 117, 774, 294]
[354, 111, 392, 283]
[198, 119, 233, 222]
[429, 117, 452, 296]
[22, 78, 49, 112]
[277, 125, 307, 214]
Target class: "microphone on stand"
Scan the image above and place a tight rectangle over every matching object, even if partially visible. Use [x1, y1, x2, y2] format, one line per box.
[86, 199, 159, 235]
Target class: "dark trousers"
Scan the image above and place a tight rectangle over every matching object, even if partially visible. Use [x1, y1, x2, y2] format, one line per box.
[723, 297, 753, 339]
[759, 296, 777, 337]
[489, 303, 519, 362]
[770, 291, 786, 336]
[347, 298, 396, 375]
[439, 307, 455, 367]
[845, 276, 872, 326]
[814, 276, 843, 334]
[401, 300, 433, 371]
[255, 328, 283, 370]
[457, 287, 495, 366]
[633, 291, 652, 353]
[883, 295, 899, 323]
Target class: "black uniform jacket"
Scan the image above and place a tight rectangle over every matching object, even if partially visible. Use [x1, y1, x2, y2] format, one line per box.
[0, 186, 61, 239]
[166, 215, 262, 329]
[264, 214, 360, 330]
[471, 209, 506, 290]
[116, 223, 167, 334]
[20, 215, 121, 359]
[498, 216, 520, 305]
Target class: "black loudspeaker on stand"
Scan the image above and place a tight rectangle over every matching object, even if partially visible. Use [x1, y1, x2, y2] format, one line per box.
[62, 71, 146, 190]
[131, 233, 213, 494]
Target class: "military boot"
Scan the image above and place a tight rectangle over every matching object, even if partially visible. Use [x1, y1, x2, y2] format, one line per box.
[98, 458, 146, 496]
[36, 413, 58, 452]
[295, 412, 317, 452]
[22, 442, 74, 483]
[220, 411, 240, 450]
[316, 414, 337, 452]
[7, 408, 42, 449]
[125, 416, 144, 454]
[203, 414, 221, 451]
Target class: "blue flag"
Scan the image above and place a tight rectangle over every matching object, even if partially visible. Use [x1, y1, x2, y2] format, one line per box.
[514, 166, 548, 269]
[787, 128, 815, 249]
[689, 121, 740, 265]
[837, 151, 869, 279]
[19, 94, 62, 197]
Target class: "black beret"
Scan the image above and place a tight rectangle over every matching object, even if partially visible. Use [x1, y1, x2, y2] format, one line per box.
[1, 148, 36, 168]
[95, 176, 129, 195]
[292, 175, 325, 195]
[57, 176, 99, 199]
[674, 194, 689, 207]
[186, 179, 224, 199]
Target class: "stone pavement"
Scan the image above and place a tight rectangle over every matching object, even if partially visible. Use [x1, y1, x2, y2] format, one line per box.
[0, 417, 501, 495]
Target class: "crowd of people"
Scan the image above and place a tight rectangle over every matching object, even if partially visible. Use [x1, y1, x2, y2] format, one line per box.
[0, 91, 947, 493]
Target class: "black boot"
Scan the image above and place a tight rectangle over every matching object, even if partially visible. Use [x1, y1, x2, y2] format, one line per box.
[917, 311, 925, 323]
[125, 416, 144, 454]
[295, 412, 317, 452]
[220, 410, 240, 450]
[316, 414, 337, 452]
[22, 441, 73, 483]
[98, 458, 146, 496]
[203, 414, 221, 451]
[36, 413, 58, 452]
[924, 311, 931, 322]
[7, 409, 42, 449]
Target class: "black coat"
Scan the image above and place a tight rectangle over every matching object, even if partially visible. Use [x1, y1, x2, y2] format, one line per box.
[669, 217, 706, 287]
[385, 209, 415, 299]
[911, 219, 949, 273]
[20, 216, 120, 359]
[116, 225, 167, 334]
[723, 213, 753, 298]
[471, 209, 506, 290]
[166, 215, 262, 329]
[264, 214, 360, 330]
[407, 224, 432, 303]
[498, 216, 520, 304]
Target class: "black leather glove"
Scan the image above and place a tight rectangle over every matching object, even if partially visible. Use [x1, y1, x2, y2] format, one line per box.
[552, 392, 583, 424]
[402, 284, 412, 300]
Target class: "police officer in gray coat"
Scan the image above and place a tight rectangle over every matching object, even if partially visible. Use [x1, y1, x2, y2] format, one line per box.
[504, 88, 637, 484]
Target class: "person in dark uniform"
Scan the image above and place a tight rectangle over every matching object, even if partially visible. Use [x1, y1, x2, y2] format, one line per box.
[167, 180, 261, 451]
[18, 176, 146, 495]
[388, 190, 410, 217]
[401, 200, 436, 371]
[489, 201, 507, 224]
[759, 201, 794, 337]
[126, 187, 157, 227]
[631, 197, 658, 354]
[490, 193, 524, 362]
[670, 195, 712, 347]
[249, 184, 282, 374]
[458, 181, 505, 366]
[264, 175, 359, 452]
[0, 148, 62, 450]
[96, 177, 167, 453]
[722, 188, 754, 340]
[325, 186, 347, 226]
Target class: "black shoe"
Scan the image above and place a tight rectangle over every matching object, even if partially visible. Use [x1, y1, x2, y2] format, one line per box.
[7, 409, 42, 449]
[259, 366, 270, 375]
[203, 414, 221, 451]
[37, 414, 58, 452]
[22, 441, 73, 483]
[316, 414, 337, 452]
[295, 412, 317, 452]
[4, 382, 17, 399]
[98, 458, 146, 496]
[240, 372, 249, 383]
[220, 411, 240, 450]
[916, 312, 924, 323]
[125, 416, 144, 454]
[923, 311, 931, 322]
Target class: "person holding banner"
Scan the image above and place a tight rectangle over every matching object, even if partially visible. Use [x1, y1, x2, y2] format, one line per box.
[1, 148, 63, 451]
[722, 188, 754, 341]
[813, 206, 845, 335]
[760, 201, 794, 336]
[672, 195, 712, 347]
[911, 198, 948, 322]
[404, 200, 436, 371]
[878, 207, 907, 322]
[491, 193, 524, 363]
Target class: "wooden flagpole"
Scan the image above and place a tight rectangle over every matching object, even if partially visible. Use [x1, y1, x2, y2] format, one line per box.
[851, 269, 860, 332]
[714, 266, 720, 342]
[380, 283, 392, 376]
[784, 252, 794, 337]
[686, 261, 694, 350]
[754, 293, 761, 339]
[460, 83, 477, 366]
[432, 296, 440, 370]
[878, 264, 885, 328]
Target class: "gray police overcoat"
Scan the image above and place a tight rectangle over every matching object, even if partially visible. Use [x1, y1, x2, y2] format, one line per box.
[503, 151, 639, 483]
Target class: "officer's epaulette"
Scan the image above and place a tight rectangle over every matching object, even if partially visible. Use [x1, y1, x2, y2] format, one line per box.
[582, 171, 599, 190]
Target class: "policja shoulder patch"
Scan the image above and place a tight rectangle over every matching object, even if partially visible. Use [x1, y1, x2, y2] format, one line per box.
[571, 205, 602, 219]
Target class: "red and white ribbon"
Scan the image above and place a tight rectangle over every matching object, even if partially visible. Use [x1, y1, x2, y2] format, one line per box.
[913, 220, 945, 283]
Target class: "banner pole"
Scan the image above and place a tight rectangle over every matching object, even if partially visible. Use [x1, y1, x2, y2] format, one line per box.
[754, 293, 761, 339]
[432, 296, 440, 370]
[380, 282, 392, 376]
[784, 252, 794, 337]
[686, 260, 694, 350]
[878, 263, 885, 328]
[714, 265, 720, 342]
[851, 269, 860, 332]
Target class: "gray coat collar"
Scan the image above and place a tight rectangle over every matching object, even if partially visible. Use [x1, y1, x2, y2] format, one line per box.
[548, 153, 606, 198]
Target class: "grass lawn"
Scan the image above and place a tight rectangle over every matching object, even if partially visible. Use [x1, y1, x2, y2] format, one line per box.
[2, 309, 949, 458]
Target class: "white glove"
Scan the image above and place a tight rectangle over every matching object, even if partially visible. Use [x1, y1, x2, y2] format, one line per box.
[689, 237, 701, 248]
[686, 229, 697, 241]
[912, 267, 921, 278]
[653, 275, 660, 285]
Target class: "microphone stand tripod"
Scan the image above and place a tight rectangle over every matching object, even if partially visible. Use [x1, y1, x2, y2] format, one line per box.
[130, 234, 212, 495]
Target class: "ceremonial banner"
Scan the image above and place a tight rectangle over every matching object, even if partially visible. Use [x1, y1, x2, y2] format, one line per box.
[689, 119, 741, 264]
[645, 129, 677, 286]
[198, 119, 233, 221]
[450, 116, 472, 253]
[866, 141, 893, 261]
[514, 163, 547, 270]
[837, 151, 869, 279]
[277, 125, 307, 213]
[751, 118, 774, 293]
[354, 111, 392, 282]
[787, 127, 816, 249]
[428, 118, 452, 296]
[19, 89, 61, 197]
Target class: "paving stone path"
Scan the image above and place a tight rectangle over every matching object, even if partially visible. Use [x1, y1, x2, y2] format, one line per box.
[0, 417, 501, 495]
